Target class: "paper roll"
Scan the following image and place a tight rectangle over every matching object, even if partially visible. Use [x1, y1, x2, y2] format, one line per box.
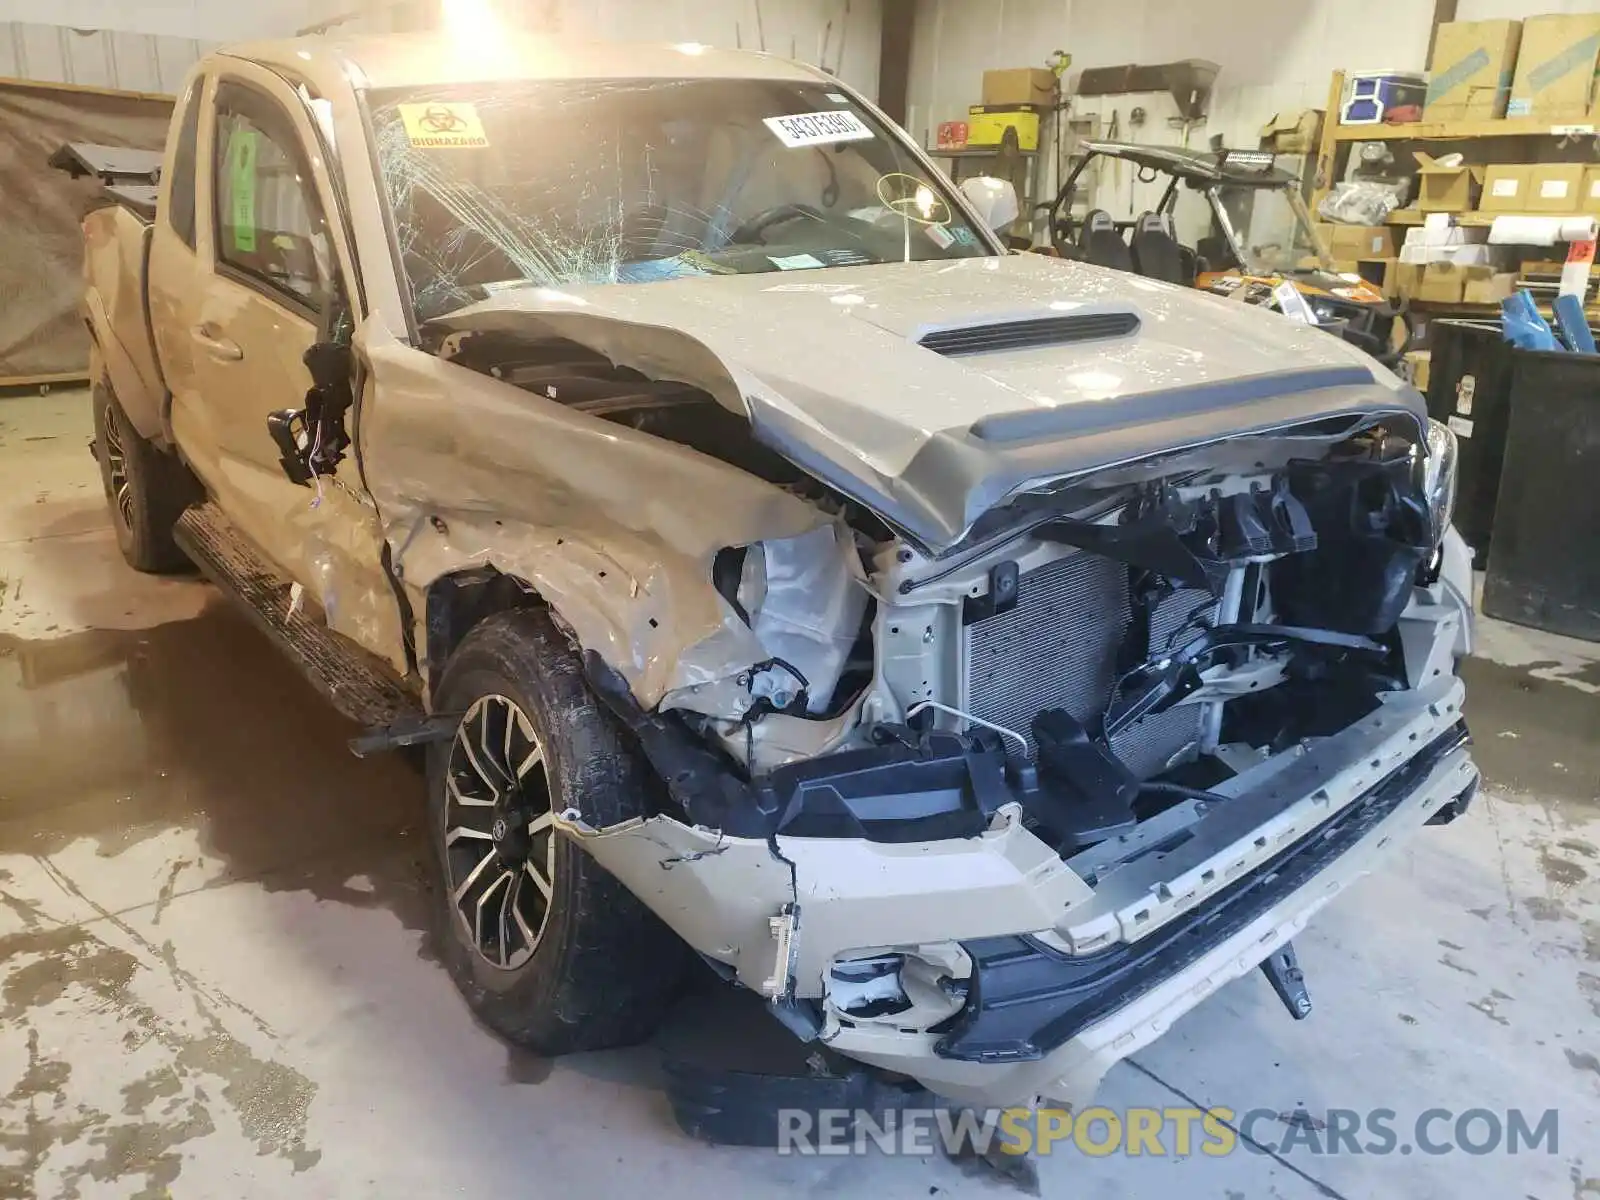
[1488, 215, 1600, 245]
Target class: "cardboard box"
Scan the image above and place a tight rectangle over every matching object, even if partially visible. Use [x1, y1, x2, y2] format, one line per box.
[1527, 163, 1586, 212]
[1259, 109, 1322, 154]
[1316, 223, 1397, 262]
[1508, 14, 1600, 119]
[1582, 165, 1600, 215]
[966, 105, 1041, 150]
[1417, 261, 1491, 303]
[1479, 164, 1534, 212]
[1414, 152, 1485, 212]
[1393, 260, 1427, 300]
[1463, 271, 1518, 304]
[1404, 222, 1488, 248]
[981, 68, 1057, 108]
[1426, 20, 1523, 120]
[1433, 243, 1497, 266]
[1357, 257, 1394, 287]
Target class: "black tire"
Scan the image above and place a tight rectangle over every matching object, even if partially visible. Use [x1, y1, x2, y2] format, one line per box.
[426, 608, 689, 1053]
[92, 382, 197, 573]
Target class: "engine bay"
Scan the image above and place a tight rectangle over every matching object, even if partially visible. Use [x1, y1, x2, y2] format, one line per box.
[432, 324, 1452, 880]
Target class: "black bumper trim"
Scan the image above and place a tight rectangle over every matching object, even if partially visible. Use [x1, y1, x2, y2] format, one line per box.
[933, 722, 1472, 1064]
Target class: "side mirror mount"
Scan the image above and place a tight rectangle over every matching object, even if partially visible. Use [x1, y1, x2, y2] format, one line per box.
[960, 176, 1021, 233]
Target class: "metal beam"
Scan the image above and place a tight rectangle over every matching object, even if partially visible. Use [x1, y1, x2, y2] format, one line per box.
[1426, 0, 1460, 67]
[877, 0, 916, 126]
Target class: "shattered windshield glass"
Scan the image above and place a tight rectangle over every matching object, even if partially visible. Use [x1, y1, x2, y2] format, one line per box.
[370, 78, 992, 321]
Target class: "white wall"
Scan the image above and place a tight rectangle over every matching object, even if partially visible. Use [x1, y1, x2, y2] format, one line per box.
[1459, 0, 1600, 16]
[909, 0, 1437, 171]
[1, 0, 883, 97]
[1, 22, 212, 91]
[551, 0, 883, 95]
[0, 0, 333, 43]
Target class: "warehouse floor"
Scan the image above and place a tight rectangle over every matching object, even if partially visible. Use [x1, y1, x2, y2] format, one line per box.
[1, 390, 1597, 1200]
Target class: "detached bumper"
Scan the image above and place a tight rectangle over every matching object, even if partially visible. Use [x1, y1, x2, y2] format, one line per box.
[563, 667, 1475, 1106]
[826, 723, 1475, 1106]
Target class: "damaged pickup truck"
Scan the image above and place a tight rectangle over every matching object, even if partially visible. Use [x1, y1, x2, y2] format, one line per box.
[72, 32, 1477, 1111]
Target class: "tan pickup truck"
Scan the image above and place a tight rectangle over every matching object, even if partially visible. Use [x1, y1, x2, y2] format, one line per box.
[73, 31, 1479, 1116]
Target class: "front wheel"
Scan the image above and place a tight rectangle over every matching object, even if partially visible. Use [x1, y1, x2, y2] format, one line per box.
[426, 608, 690, 1053]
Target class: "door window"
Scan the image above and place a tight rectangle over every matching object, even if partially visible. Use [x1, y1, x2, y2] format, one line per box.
[212, 84, 330, 311]
[168, 77, 203, 248]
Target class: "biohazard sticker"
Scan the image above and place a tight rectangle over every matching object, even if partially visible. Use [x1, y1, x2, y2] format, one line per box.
[398, 102, 488, 148]
[763, 110, 873, 148]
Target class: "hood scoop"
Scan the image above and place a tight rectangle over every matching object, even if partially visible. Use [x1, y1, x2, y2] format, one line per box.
[915, 310, 1140, 357]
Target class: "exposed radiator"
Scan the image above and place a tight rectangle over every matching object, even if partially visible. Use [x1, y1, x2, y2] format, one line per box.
[962, 551, 1214, 779]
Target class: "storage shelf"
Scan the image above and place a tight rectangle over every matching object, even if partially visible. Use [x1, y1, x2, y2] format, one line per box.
[1406, 297, 1600, 319]
[1383, 209, 1585, 226]
[1333, 116, 1597, 142]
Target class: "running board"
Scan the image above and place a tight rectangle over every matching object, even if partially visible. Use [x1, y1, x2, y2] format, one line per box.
[173, 502, 422, 733]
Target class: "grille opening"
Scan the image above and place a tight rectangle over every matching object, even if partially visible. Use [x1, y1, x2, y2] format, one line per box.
[961, 551, 1215, 779]
[917, 312, 1139, 356]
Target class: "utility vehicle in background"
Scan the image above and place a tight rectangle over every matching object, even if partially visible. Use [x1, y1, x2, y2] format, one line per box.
[1047, 141, 1410, 365]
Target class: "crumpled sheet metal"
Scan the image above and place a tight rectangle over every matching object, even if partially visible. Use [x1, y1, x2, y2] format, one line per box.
[358, 324, 829, 708]
[560, 804, 1095, 999]
[291, 486, 410, 676]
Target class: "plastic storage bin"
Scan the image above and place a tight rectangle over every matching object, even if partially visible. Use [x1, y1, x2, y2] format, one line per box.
[1481, 349, 1600, 642]
[1424, 320, 1518, 565]
[1342, 72, 1427, 124]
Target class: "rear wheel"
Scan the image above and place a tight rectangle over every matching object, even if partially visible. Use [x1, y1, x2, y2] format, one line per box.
[427, 608, 689, 1053]
[92, 383, 196, 573]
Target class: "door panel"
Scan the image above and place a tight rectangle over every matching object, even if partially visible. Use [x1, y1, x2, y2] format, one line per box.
[150, 71, 217, 475]
[179, 71, 409, 673]
[188, 85, 331, 582]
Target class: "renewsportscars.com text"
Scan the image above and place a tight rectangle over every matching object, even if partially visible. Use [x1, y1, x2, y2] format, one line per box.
[775, 1105, 1561, 1158]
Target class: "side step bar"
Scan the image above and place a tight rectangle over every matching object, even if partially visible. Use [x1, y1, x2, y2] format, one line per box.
[173, 502, 423, 734]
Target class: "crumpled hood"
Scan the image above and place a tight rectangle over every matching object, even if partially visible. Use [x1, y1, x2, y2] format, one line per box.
[442, 253, 1426, 551]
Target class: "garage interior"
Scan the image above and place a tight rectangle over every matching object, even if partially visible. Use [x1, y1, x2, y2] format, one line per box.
[2, 0, 1599, 1196]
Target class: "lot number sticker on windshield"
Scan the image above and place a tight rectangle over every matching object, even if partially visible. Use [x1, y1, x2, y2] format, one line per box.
[398, 102, 489, 148]
[764, 110, 874, 148]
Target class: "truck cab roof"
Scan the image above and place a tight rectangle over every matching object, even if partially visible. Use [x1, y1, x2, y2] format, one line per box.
[218, 31, 828, 95]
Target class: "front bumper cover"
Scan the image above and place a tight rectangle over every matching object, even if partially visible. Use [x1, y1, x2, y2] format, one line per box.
[935, 722, 1471, 1065]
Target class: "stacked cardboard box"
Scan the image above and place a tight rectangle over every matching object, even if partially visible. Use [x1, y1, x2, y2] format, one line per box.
[1507, 14, 1600, 120]
[1315, 223, 1396, 272]
[1391, 224, 1517, 303]
[1415, 153, 1485, 212]
[1475, 163, 1600, 214]
[1426, 20, 1523, 120]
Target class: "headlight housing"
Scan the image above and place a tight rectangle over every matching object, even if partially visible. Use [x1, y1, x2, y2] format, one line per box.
[1421, 418, 1460, 544]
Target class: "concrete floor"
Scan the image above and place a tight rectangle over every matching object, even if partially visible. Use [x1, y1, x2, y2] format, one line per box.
[1, 389, 1596, 1200]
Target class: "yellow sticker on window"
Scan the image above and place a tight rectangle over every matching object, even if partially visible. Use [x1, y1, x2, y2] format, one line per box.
[398, 102, 488, 149]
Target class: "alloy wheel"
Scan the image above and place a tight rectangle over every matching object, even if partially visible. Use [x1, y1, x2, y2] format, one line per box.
[442, 694, 556, 971]
[102, 405, 134, 531]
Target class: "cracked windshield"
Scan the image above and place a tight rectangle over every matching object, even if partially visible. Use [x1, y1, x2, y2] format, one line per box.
[370, 79, 990, 321]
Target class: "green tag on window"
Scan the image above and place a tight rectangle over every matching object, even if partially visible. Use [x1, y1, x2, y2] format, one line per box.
[227, 127, 258, 254]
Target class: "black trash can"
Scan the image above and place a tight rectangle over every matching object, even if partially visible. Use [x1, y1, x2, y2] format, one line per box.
[1425, 320, 1518, 566]
[1481, 349, 1600, 643]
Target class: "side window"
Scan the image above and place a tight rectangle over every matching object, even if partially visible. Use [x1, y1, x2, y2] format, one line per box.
[168, 78, 203, 248]
[212, 85, 329, 311]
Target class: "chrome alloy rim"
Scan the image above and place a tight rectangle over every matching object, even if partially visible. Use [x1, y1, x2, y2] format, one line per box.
[443, 694, 555, 971]
[103, 405, 133, 531]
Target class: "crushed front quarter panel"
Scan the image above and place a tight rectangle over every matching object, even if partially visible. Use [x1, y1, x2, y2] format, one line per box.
[356, 321, 830, 708]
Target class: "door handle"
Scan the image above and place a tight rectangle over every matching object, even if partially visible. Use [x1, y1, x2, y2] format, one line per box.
[191, 324, 243, 362]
